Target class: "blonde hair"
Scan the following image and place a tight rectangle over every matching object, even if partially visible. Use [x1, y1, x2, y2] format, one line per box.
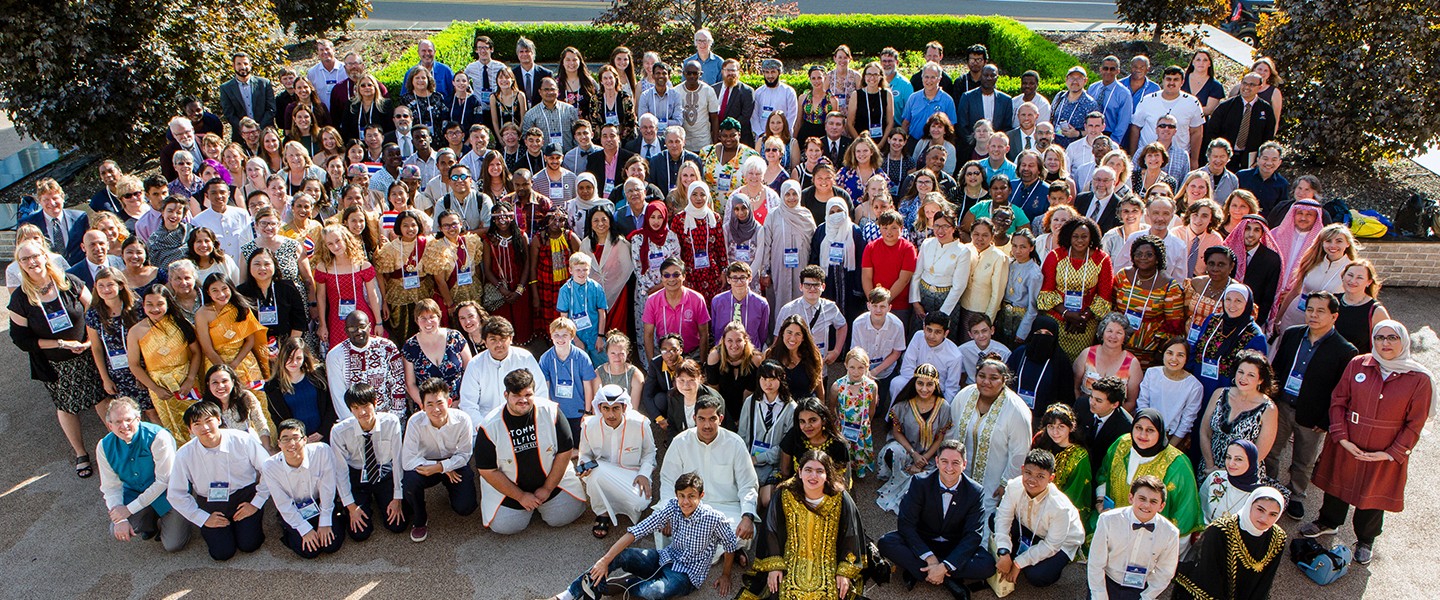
[15, 223, 45, 246]
[14, 239, 71, 306]
[311, 224, 365, 269]
[845, 346, 871, 367]
[550, 316, 577, 335]
[1176, 171, 1214, 204]
[1290, 223, 1359, 287]
[282, 140, 314, 168]
[568, 252, 593, 268]
[35, 178, 63, 198]
[716, 320, 757, 377]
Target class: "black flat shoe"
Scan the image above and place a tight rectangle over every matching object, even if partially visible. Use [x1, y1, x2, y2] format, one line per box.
[943, 579, 971, 600]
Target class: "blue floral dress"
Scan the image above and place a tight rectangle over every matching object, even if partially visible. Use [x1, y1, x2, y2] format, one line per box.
[401, 329, 468, 403]
[85, 302, 150, 408]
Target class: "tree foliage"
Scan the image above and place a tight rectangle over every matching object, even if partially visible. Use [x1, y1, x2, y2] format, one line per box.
[273, 0, 373, 39]
[593, 0, 799, 67]
[1259, 0, 1440, 166]
[0, 0, 285, 157]
[1115, 0, 1228, 42]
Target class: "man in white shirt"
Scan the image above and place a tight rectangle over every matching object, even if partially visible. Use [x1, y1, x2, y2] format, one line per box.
[330, 384, 408, 541]
[403, 129, 440, 192]
[476, 369, 587, 535]
[1128, 66, 1205, 169]
[892, 313, 964, 399]
[263, 419, 345, 558]
[459, 316, 549, 424]
[96, 398, 191, 552]
[751, 58, 800, 138]
[1066, 111, 1107, 176]
[1114, 196, 1187, 282]
[166, 402, 272, 561]
[306, 39, 345, 111]
[638, 62, 683, 133]
[773, 265, 849, 364]
[464, 35, 506, 108]
[1011, 71, 1052, 127]
[678, 61, 720, 152]
[325, 311, 407, 420]
[993, 449, 1085, 587]
[578, 385, 657, 532]
[658, 395, 758, 552]
[400, 378, 478, 542]
[189, 179, 253, 261]
[851, 287, 908, 383]
[1088, 475, 1180, 600]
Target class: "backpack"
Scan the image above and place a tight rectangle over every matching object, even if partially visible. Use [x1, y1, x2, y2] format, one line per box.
[1289, 537, 1351, 585]
[1321, 197, 1351, 227]
[1349, 209, 1389, 238]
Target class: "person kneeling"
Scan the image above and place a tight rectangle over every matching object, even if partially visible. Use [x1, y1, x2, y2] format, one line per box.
[166, 401, 271, 561]
[1088, 475, 1180, 600]
[580, 384, 657, 538]
[476, 368, 587, 534]
[993, 449, 1084, 588]
[97, 397, 193, 553]
[330, 384, 409, 541]
[552, 473, 741, 600]
[264, 419, 345, 558]
[401, 377, 478, 542]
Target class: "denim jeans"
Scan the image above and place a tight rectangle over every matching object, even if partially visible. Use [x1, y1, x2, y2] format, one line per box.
[567, 548, 697, 600]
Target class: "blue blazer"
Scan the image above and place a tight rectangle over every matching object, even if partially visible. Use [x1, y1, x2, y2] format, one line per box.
[957, 88, 1014, 147]
[22, 209, 89, 266]
[895, 471, 987, 568]
[65, 256, 125, 289]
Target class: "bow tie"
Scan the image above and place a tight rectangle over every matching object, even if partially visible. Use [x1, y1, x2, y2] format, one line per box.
[1132, 521, 1155, 531]
[940, 486, 958, 496]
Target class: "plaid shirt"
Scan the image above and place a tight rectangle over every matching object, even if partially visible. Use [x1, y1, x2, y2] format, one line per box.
[629, 498, 741, 587]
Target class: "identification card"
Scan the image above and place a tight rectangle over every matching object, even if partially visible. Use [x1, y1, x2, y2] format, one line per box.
[548, 181, 564, 200]
[761, 106, 774, 121]
[868, 125, 882, 138]
[403, 271, 420, 290]
[841, 422, 863, 444]
[258, 305, 279, 326]
[869, 355, 884, 369]
[573, 311, 593, 332]
[717, 173, 732, 192]
[556, 382, 574, 399]
[783, 247, 800, 268]
[1125, 309, 1143, 330]
[1017, 388, 1037, 409]
[657, 118, 668, 131]
[604, 180, 615, 196]
[694, 251, 711, 270]
[207, 481, 231, 502]
[106, 345, 128, 371]
[1063, 290, 1084, 312]
[549, 130, 563, 145]
[649, 250, 665, 265]
[1285, 373, 1303, 396]
[294, 498, 320, 520]
[478, 90, 491, 106]
[605, 110, 619, 125]
[1186, 324, 1201, 345]
[828, 242, 845, 266]
[734, 243, 753, 263]
[1122, 564, 1149, 588]
[45, 308, 73, 333]
[1201, 359, 1220, 380]
[750, 439, 772, 458]
[457, 268, 474, 286]
[337, 299, 357, 319]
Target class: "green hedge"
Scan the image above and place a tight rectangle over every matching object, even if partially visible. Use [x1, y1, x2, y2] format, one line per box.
[374, 15, 1076, 99]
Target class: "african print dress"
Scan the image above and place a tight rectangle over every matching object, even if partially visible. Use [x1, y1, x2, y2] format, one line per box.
[1111, 270, 1185, 367]
[532, 232, 575, 336]
[1036, 248, 1114, 361]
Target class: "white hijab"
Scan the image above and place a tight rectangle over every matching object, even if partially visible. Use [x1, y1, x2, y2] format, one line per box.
[1237, 486, 1285, 536]
[682, 181, 717, 232]
[1369, 320, 1438, 418]
[820, 197, 857, 269]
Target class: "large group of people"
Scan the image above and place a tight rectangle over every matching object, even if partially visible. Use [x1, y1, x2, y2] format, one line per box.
[9, 30, 1433, 600]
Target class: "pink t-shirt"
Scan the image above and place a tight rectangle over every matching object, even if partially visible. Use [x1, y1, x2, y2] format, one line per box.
[643, 288, 712, 353]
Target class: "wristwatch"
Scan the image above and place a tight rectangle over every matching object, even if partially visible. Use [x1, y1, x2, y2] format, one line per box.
[996, 548, 1011, 557]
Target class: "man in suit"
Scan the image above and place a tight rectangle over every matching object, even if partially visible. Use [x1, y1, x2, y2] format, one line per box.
[1072, 166, 1124, 233]
[956, 64, 1014, 147]
[1233, 215, 1283, 327]
[713, 59, 756, 145]
[818, 111, 853, 163]
[511, 36, 554, 107]
[219, 53, 276, 142]
[1265, 290, 1358, 520]
[878, 439, 996, 599]
[383, 106, 418, 157]
[22, 179, 90, 266]
[65, 230, 124, 288]
[648, 127, 701, 194]
[585, 122, 636, 198]
[623, 113, 664, 160]
[1075, 376, 1133, 479]
[158, 116, 202, 182]
[1005, 102, 1041, 161]
[1206, 73, 1276, 172]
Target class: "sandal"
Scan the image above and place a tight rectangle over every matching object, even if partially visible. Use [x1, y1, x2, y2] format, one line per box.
[592, 517, 611, 539]
[74, 454, 93, 479]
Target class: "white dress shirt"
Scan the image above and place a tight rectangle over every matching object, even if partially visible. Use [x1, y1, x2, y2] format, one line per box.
[167, 429, 272, 526]
[911, 237, 972, 315]
[190, 207, 255, 262]
[751, 83, 800, 135]
[401, 409, 475, 472]
[262, 443, 340, 534]
[96, 427, 177, 514]
[849, 312, 908, 379]
[1113, 229, 1188, 282]
[457, 347, 549, 425]
[1088, 506, 1180, 600]
[994, 478, 1085, 567]
[658, 428, 759, 524]
[890, 332, 965, 399]
[329, 413, 405, 502]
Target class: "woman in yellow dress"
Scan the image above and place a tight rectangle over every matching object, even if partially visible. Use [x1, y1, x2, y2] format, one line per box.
[427, 208, 487, 318]
[374, 209, 439, 342]
[742, 450, 865, 600]
[194, 273, 272, 434]
[126, 286, 204, 443]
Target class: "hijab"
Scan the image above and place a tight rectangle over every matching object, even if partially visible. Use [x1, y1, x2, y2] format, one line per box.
[1025, 314, 1061, 362]
[1238, 486, 1285, 536]
[1222, 214, 1278, 280]
[682, 181, 717, 232]
[820, 197, 857, 269]
[1132, 408, 1169, 457]
[1226, 439, 1261, 492]
[1369, 320, 1439, 414]
[772, 180, 817, 238]
[725, 194, 759, 246]
[629, 201, 670, 271]
[571, 172, 613, 220]
[1220, 283, 1255, 332]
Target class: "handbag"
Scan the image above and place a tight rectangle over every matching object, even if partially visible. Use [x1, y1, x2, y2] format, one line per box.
[1289, 537, 1351, 585]
[481, 283, 507, 312]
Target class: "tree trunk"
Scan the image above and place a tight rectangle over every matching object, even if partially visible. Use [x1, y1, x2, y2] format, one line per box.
[1152, 24, 1163, 43]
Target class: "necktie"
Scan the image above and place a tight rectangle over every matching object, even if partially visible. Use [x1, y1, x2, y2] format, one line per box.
[525, 72, 533, 99]
[481, 65, 491, 93]
[49, 216, 64, 252]
[1097, 84, 1110, 112]
[362, 431, 380, 483]
[721, 86, 731, 114]
[1235, 102, 1253, 151]
[1187, 237, 1201, 278]
[1133, 521, 1156, 531]
[1088, 197, 1103, 222]
[1025, 136, 1032, 150]
[763, 402, 775, 428]
[644, 142, 655, 158]
[731, 296, 743, 325]
[831, 140, 839, 155]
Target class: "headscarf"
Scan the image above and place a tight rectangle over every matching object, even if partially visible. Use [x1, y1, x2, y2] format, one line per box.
[1222, 214, 1279, 280]
[1219, 283, 1255, 334]
[820, 197, 857, 269]
[1226, 439, 1261, 492]
[1238, 486, 1286, 536]
[725, 194, 759, 246]
[1132, 408, 1169, 457]
[571, 172, 612, 216]
[1025, 314, 1062, 362]
[1369, 320, 1439, 415]
[682, 181, 717, 232]
[772, 180, 817, 237]
[595, 384, 632, 407]
[629, 201, 671, 271]
[203, 159, 234, 186]
[1269, 199, 1324, 278]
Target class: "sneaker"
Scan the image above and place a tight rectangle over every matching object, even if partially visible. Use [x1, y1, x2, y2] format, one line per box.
[410, 525, 428, 542]
[1355, 542, 1374, 565]
[1298, 522, 1337, 538]
[1286, 499, 1305, 520]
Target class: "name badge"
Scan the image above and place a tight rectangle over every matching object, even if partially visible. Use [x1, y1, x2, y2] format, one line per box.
[1122, 564, 1149, 588]
[106, 344, 128, 371]
[457, 267, 474, 286]
[1017, 388, 1037, 409]
[556, 381, 574, 399]
[761, 106, 774, 120]
[1284, 372, 1303, 396]
[868, 125, 882, 138]
[783, 247, 800, 268]
[223, 329, 237, 340]
[337, 299, 357, 319]
[573, 310, 593, 332]
[828, 242, 845, 266]
[549, 130, 563, 145]
[604, 180, 615, 196]
[734, 243, 753, 263]
[1063, 290, 1083, 312]
[294, 498, 320, 520]
[1125, 309, 1143, 330]
[548, 181, 565, 200]
[478, 90, 491, 106]
[717, 173, 732, 192]
[403, 270, 421, 290]
[841, 421, 863, 444]
[1201, 359, 1220, 380]
[207, 481, 231, 502]
[869, 355, 884, 369]
[605, 110, 618, 125]
[45, 308, 73, 334]
[259, 305, 279, 326]
[657, 118, 668, 131]
[1186, 324, 1201, 345]
[750, 439, 772, 458]
[694, 250, 711, 270]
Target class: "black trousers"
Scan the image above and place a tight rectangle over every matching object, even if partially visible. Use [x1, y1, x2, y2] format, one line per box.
[279, 506, 347, 559]
[877, 530, 997, 582]
[347, 468, 410, 541]
[1317, 493, 1385, 543]
[196, 483, 266, 561]
[1099, 576, 1144, 600]
[401, 465, 478, 527]
[1007, 522, 1071, 588]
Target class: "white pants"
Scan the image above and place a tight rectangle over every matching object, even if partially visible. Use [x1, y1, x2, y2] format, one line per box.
[584, 462, 652, 523]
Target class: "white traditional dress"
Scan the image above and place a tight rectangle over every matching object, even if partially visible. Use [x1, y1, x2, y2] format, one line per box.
[578, 408, 657, 523]
[948, 385, 1033, 523]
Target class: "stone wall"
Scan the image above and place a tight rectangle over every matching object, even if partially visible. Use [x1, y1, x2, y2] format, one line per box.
[1363, 239, 1440, 288]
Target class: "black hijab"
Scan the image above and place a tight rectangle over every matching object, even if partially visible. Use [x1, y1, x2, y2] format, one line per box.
[1132, 408, 1169, 458]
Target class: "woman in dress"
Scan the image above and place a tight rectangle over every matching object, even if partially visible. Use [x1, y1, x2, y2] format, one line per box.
[490, 68, 528, 132]
[1335, 260, 1390, 354]
[724, 195, 764, 274]
[556, 46, 598, 122]
[595, 65, 637, 140]
[127, 285, 203, 444]
[199, 364, 271, 449]
[119, 237, 165, 291]
[242, 206, 314, 300]
[795, 66, 838, 146]
[829, 348, 879, 478]
[451, 300, 488, 356]
[485, 202, 535, 343]
[429, 209, 487, 315]
[195, 272, 270, 423]
[1037, 217, 1113, 361]
[1006, 313, 1075, 416]
[1199, 440, 1282, 523]
[778, 398, 852, 485]
[764, 315, 826, 401]
[529, 207, 583, 341]
[1073, 314, 1143, 411]
[1132, 145, 1178, 194]
[810, 197, 866, 320]
[880, 130, 913, 196]
[755, 181, 817, 318]
[743, 451, 864, 600]
[1136, 337, 1206, 449]
[1094, 408, 1206, 541]
[402, 299, 472, 409]
[375, 210, 439, 343]
[875, 363, 954, 514]
[1183, 246, 1238, 347]
[1033, 403, 1094, 529]
[950, 358, 1033, 517]
[402, 66, 445, 134]
[185, 227, 240, 287]
[594, 330, 645, 409]
[85, 268, 150, 416]
[312, 224, 383, 348]
[627, 201, 681, 360]
[705, 321, 763, 429]
[1306, 320, 1433, 563]
[1197, 349, 1278, 475]
[9, 240, 107, 478]
[836, 136, 884, 201]
[1111, 234, 1186, 368]
[1272, 223, 1357, 333]
[579, 207, 634, 338]
[264, 337, 335, 443]
[846, 60, 893, 142]
[672, 181, 728, 299]
[731, 156, 779, 225]
[1189, 284, 1268, 404]
[1175, 487, 1288, 600]
[997, 230, 1042, 346]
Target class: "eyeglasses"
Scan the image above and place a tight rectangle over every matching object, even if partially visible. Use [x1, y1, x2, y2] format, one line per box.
[1156, 124, 1177, 129]
[659, 347, 680, 355]
[727, 275, 750, 281]
[1100, 65, 1118, 71]
[800, 281, 823, 288]
[122, 191, 143, 198]
[1372, 334, 1402, 343]
[661, 272, 683, 279]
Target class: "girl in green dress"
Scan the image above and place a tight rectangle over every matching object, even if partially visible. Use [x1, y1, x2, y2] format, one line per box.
[1032, 403, 1093, 532]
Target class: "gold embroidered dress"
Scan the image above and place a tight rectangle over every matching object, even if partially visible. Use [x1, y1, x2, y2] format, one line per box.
[742, 488, 865, 600]
[1096, 434, 1206, 535]
[140, 317, 197, 444]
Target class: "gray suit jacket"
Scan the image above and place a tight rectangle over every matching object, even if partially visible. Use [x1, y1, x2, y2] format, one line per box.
[219, 76, 277, 138]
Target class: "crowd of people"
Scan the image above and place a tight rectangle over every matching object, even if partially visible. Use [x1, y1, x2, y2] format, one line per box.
[7, 30, 1434, 600]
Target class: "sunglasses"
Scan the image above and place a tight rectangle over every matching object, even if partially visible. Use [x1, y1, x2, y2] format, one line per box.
[450, 174, 471, 181]
[1156, 124, 1177, 129]
[661, 272, 683, 279]
[122, 191, 144, 198]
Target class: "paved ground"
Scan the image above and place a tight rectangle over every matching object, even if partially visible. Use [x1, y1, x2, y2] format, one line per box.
[1, 285, 1437, 599]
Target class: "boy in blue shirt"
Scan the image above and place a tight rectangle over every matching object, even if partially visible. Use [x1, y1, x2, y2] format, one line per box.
[539, 317, 598, 440]
[556, 252, 609, 362]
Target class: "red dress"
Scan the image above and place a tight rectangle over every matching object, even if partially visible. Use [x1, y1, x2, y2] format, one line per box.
[486, 234, 533, 343]
[1311, 355, 1433, 512]
[670, 213, 728, 299]
[314, 265, 378, 350]
[532, 232, 576, 336]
